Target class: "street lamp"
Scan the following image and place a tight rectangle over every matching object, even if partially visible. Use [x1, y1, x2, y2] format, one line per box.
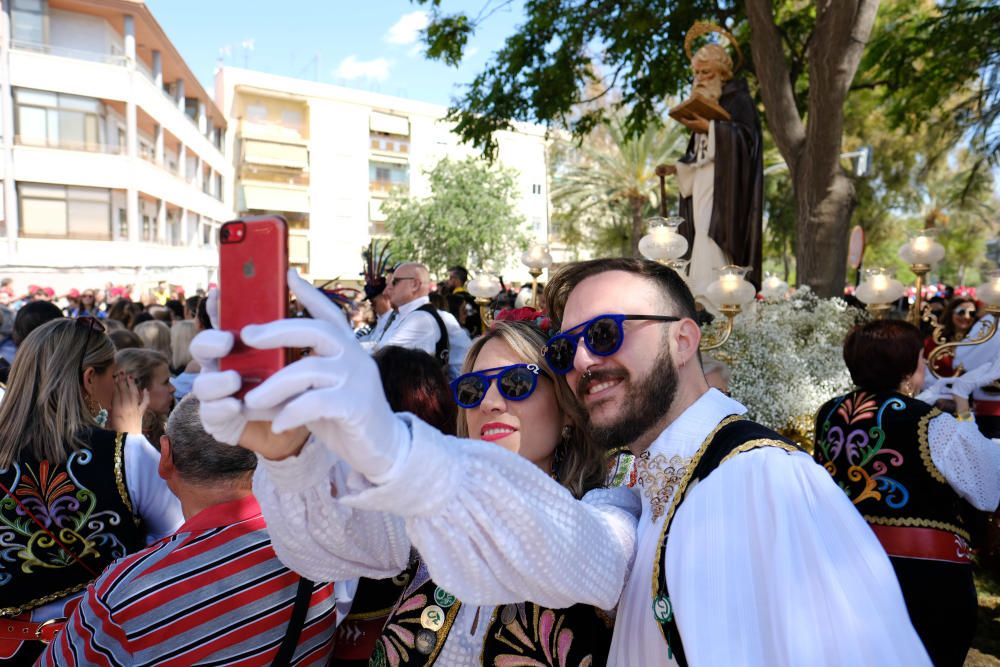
[855, 267, 906, 318]
[700, 265, 755, 351]
[468, 272, 502, 334]
[898, 228, 945, 326]
[520, 243, 553, 309]
[639, 216, 689, 273]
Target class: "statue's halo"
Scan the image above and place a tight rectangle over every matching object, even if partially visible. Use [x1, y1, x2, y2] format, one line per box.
[684, 21, 744, 72]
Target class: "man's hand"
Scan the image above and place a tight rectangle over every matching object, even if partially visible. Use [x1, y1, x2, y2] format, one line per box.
[680, 114, 710, 134]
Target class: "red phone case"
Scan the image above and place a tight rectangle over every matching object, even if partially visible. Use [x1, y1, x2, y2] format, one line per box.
[219, 215, 289, 397]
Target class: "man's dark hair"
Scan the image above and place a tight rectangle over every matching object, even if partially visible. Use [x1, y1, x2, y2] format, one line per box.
[544, 257, 698, 329]
[131, 312, 154, 328]
[843, 320, 923, 392]
[196, 296, 213, 330]
[448, 266, 469, 285]
[165, 299, 185, 321]
[165, 395, 257, 484]
[374, 346, 457, 435]
[13, 301, 63, 345]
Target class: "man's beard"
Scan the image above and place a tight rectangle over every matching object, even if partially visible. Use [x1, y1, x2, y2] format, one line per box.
[692, 77, 723, 103]
[579, 346, 679, 451]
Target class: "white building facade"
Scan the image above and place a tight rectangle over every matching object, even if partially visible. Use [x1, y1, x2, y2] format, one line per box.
[215, 66, 551, 284]
[0, 0, 233, 294]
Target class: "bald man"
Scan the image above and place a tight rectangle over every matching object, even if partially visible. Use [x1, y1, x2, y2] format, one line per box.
[377, 262, 456, 370]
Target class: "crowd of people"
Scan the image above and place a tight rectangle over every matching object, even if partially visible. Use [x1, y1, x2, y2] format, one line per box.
[0, 255, 998, 666]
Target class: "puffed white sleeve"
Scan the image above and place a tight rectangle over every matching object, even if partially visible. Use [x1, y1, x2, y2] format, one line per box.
[338, 415, 640, 610]
[928, 412, 1000, 511]
[667, 448, 931, 667]
[124, 433, 183, 543]
[252, 436, 411, 583]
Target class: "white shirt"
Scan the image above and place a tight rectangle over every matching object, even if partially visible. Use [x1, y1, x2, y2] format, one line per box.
[927, 411, 1000, 510]
[376, 296, 441, 355]
[438, 309, 472, 380]
[955, 313, 1000, 403]
[608, 388, 930, 666]
[357, 309, 394, 345]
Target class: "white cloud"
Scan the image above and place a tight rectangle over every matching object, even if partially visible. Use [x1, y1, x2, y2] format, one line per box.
[464, 46, 479, 59]
[334, 55, 391, 82]
[385, 10, 429, 45]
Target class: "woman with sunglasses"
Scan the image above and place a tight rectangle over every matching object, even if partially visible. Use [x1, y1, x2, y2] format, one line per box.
[191, 275, 640, 666]
[924, 297, 979, 377]
[0, 318, 183, 664]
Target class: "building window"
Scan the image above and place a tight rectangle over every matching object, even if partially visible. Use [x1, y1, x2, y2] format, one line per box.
[117, 207, 128, 239]
[370, 131, 409, 154]
[18, 182, 111, 240]
[369, 161, 409, 194]
[214, 173, 223, 201]
[11, 0, 46, 45]
[531, 184, 543, 195]
[246, 103, 267, 123]
[15, 89, 102, 151]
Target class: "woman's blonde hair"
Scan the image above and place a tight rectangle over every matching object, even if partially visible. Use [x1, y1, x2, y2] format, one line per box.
[0, 318, 115, 468]
[170, 320, 196, 370]
[134, 320, 171, 359]
[456, 321, 606, 498]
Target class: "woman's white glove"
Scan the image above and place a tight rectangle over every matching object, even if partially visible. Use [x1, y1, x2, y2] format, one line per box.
[191, 270, 409, 479]
[950, 353, 1000, 399]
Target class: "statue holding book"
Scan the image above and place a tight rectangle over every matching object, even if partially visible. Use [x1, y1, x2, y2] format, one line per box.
[662, 22, 764, 298]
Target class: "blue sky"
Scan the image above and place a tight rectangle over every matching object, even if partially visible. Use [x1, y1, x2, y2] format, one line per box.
[145, 0, 525, 106]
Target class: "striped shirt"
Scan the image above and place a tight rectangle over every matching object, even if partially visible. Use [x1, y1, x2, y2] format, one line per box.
[39, 495, 336, 666]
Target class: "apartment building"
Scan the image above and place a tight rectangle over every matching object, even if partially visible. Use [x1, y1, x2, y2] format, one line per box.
[0, 0, 233, 294]
[215, 66, 550, 284]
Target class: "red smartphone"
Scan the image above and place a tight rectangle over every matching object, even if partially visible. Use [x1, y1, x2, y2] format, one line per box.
[219, 215, 289, 398]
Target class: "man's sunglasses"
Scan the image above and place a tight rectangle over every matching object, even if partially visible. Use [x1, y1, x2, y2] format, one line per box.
[77, 316, 107, 380]
[543, 314, 680, 375]
[390, 276, 416, 287]
[451, 363, 544, 408]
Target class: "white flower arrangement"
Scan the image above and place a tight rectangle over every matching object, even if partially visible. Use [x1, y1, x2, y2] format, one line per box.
[710, 286, 868, 447]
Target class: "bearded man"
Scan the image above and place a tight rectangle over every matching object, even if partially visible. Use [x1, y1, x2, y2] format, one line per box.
[667, 41, 764, 297]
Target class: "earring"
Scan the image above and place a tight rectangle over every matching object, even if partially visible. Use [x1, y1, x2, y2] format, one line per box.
[85, 394, 108, 427]
[900, 381, 913, 398]
[561, 425, 572, 441]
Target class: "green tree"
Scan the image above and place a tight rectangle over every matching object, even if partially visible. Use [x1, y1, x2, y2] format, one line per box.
[550, 113, 689, 257]
[418, 0, 883, 295]
[382, 156, 530, 276]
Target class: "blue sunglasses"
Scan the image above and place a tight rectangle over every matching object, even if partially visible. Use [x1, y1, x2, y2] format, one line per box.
[543, 313, 681, 375]
[451, 364, 544, 408]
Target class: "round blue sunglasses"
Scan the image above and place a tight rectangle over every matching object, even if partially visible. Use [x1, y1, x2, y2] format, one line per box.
[543, 313, 680, 375]
[451, 363, 544, 408]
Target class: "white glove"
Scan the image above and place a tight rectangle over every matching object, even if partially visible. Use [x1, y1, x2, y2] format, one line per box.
[915, 377, 956, 406]
[239, 270, 409, 479]
[189, 289, 279, 446]
[950, 354, 1000, 399]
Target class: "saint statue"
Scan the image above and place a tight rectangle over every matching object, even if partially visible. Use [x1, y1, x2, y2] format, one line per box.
[663, 23, 764, 297]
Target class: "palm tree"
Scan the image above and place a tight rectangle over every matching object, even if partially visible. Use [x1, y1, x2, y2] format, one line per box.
[550, 113, 689, 257]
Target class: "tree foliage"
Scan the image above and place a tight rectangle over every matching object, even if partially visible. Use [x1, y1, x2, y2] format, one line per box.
[382, 156, 530, 277]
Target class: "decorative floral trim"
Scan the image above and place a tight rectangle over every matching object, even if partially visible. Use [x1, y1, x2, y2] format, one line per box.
[719, 438, 800, 465]
[112, 433, 139, 526]
[635, 453, 691, 522]
[917, 409, 946, 483]
[864, 515, 970, 542]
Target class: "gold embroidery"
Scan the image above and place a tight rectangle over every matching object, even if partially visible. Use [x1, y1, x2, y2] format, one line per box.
[0, 580, 90, 616]
[917, 410, 946, 483]
[635, 453, 691, 522]
[718, 438, 800, 465]
[649, 414, 743, 600]
[113, 432, 139, 527]
[864, 515, 970, 542]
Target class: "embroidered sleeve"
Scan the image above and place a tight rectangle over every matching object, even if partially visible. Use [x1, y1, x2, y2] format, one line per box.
[927, 413, 1000, 511]
[252, 437, 411, 582]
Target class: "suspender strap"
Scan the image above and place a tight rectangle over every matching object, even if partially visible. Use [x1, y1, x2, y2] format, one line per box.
[272, 577, 314, 667]
[416, 304, 450, 366]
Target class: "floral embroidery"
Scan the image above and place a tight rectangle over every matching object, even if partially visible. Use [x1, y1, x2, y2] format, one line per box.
[0, 451, 128, 584]
[635, 452, 691, 521]
[487, 603, 604, 667]
[818, 392, 909, 508]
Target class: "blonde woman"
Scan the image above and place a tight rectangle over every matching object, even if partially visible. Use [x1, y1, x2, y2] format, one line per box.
[191, 275, 640, 666]
[116, 348, 176, 447]
[133, 320, 171, 359]
[0, 319, 182, 662]
[170, 320, 196, 374]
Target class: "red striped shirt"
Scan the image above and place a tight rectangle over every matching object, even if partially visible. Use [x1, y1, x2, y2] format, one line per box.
[39, 495, 336, 666]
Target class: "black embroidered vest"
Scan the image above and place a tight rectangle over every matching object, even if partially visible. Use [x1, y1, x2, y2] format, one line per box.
[366, 559, 613, 667]
[651, 416, 802, 667]
[0, 429, 145, 616]
[814, 390, 974, 541]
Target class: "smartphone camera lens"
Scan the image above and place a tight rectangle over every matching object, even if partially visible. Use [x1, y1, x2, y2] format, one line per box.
[221, 227, 230, 242]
